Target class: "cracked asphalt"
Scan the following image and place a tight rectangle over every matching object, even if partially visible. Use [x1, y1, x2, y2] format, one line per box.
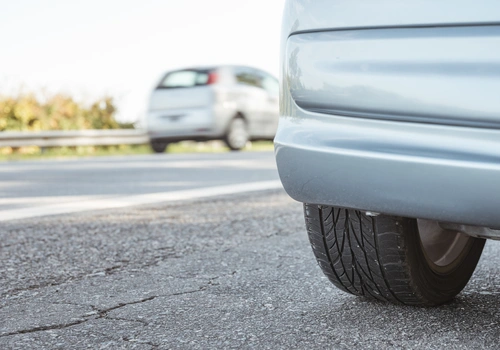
[2, 190, 500, 349]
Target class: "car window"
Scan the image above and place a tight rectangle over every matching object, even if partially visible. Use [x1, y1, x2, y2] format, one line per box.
[235, 69, 262, 88]
[158, 70, 210, 89]
[261, 75, 279, 95]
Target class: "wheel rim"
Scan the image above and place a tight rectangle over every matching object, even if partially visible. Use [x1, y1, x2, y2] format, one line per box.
[228, 119, 248, 149]
[417, 219, 472, 272]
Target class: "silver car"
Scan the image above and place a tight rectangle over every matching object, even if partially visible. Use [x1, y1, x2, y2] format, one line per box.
[275, 0, 500, 306]
[146, 66, 279, 152]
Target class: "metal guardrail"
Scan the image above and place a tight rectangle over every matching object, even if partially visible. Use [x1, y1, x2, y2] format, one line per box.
[0, 129, 149, 148]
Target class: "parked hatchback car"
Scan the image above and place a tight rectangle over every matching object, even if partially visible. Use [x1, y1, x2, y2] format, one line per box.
[275, 0, 500, 306]
[146, 66, 279, 152]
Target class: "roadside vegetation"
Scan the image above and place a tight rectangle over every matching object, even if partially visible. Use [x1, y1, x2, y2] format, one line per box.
[0, 93, 273, 160]
[0, 93, 130, 132]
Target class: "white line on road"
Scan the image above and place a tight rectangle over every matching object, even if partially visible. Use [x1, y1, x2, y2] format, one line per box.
[0, 180, 283, 222]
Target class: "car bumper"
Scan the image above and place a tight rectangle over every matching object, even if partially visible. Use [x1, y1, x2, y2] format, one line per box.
[275, 105, 500, 227]
[276, 4, 500, 228]
[146, 108, 219, 141]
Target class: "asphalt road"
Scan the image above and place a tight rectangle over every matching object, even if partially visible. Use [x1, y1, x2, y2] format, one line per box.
[1, 153, 500, 349]
[0, 152, 279, 200]
[0, 151, 280, 221]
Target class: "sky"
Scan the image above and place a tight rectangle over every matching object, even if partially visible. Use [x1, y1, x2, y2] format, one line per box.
[0, 0, 286, 123]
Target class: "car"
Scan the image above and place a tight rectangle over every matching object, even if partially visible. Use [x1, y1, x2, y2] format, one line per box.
[146, 65, 279, 153]
[275, 0, 500, 306]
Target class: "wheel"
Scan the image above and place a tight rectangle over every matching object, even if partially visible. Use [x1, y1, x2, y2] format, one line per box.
[150, 140, 169, 153]
[304, 204, 486, 306]
[224, 118, 249, 151]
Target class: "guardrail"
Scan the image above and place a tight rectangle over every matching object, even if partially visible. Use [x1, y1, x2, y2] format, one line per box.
[0, 130, 149, 148]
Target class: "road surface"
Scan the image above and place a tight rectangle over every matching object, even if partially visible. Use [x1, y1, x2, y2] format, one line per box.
[0, 152, 280, 221]
[1, 152, 500, 349]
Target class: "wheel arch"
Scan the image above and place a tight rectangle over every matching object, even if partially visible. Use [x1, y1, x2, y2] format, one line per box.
[225, 111, 247, 132]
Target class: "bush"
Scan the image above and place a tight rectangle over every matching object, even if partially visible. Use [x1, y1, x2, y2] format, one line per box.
[0, 93, 122, 131]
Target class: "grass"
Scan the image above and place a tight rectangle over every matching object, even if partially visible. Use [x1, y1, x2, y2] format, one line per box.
[0, 141, 274, 161]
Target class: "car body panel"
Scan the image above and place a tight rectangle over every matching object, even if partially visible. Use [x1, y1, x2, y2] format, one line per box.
[149, 86, 214, 112]
[147, 107, 218, 139]
[275, 0, 500, 227]
[287, 26, 500, 128]
[281, 0, 500, 35]
[275, 112, 500, 228]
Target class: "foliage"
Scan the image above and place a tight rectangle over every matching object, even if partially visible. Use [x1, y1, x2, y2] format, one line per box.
[0, 93, 121, 131]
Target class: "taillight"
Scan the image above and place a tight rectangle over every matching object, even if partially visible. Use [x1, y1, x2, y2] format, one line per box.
[207, 72, 218, 85]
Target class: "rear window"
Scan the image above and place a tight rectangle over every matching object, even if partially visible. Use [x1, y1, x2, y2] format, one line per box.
[157, 70, 211, 89]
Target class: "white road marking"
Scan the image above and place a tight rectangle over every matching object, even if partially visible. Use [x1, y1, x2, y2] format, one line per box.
[0, 195, 107, 205]
[0, 158, 276, 172]
[0, 180, 283, 222]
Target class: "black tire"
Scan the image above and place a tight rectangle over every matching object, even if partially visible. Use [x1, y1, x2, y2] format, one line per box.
[304, 204, 486, 306]
[224, 118, 249, 151]
[150, 140, 169, 153]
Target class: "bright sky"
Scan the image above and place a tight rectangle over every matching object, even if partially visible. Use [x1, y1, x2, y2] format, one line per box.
[0, 0, 285, 123]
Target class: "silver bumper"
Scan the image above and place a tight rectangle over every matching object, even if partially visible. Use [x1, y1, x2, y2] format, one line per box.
[275, 99, 500, 228]
[275, 107, 500, 228]
[277, 3, 500, 227]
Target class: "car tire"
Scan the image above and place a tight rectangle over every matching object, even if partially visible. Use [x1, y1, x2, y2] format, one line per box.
[150, 140, 169, 153]
[224, 118, 249, 151]
[304, 204, 486, 306]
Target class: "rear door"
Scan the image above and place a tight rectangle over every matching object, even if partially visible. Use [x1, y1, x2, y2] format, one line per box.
[258, 72, 280, 137]
[233, 67, 269, 137]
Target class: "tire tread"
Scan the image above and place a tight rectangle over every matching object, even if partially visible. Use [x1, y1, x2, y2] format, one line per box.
[305, 204, 418, 304]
